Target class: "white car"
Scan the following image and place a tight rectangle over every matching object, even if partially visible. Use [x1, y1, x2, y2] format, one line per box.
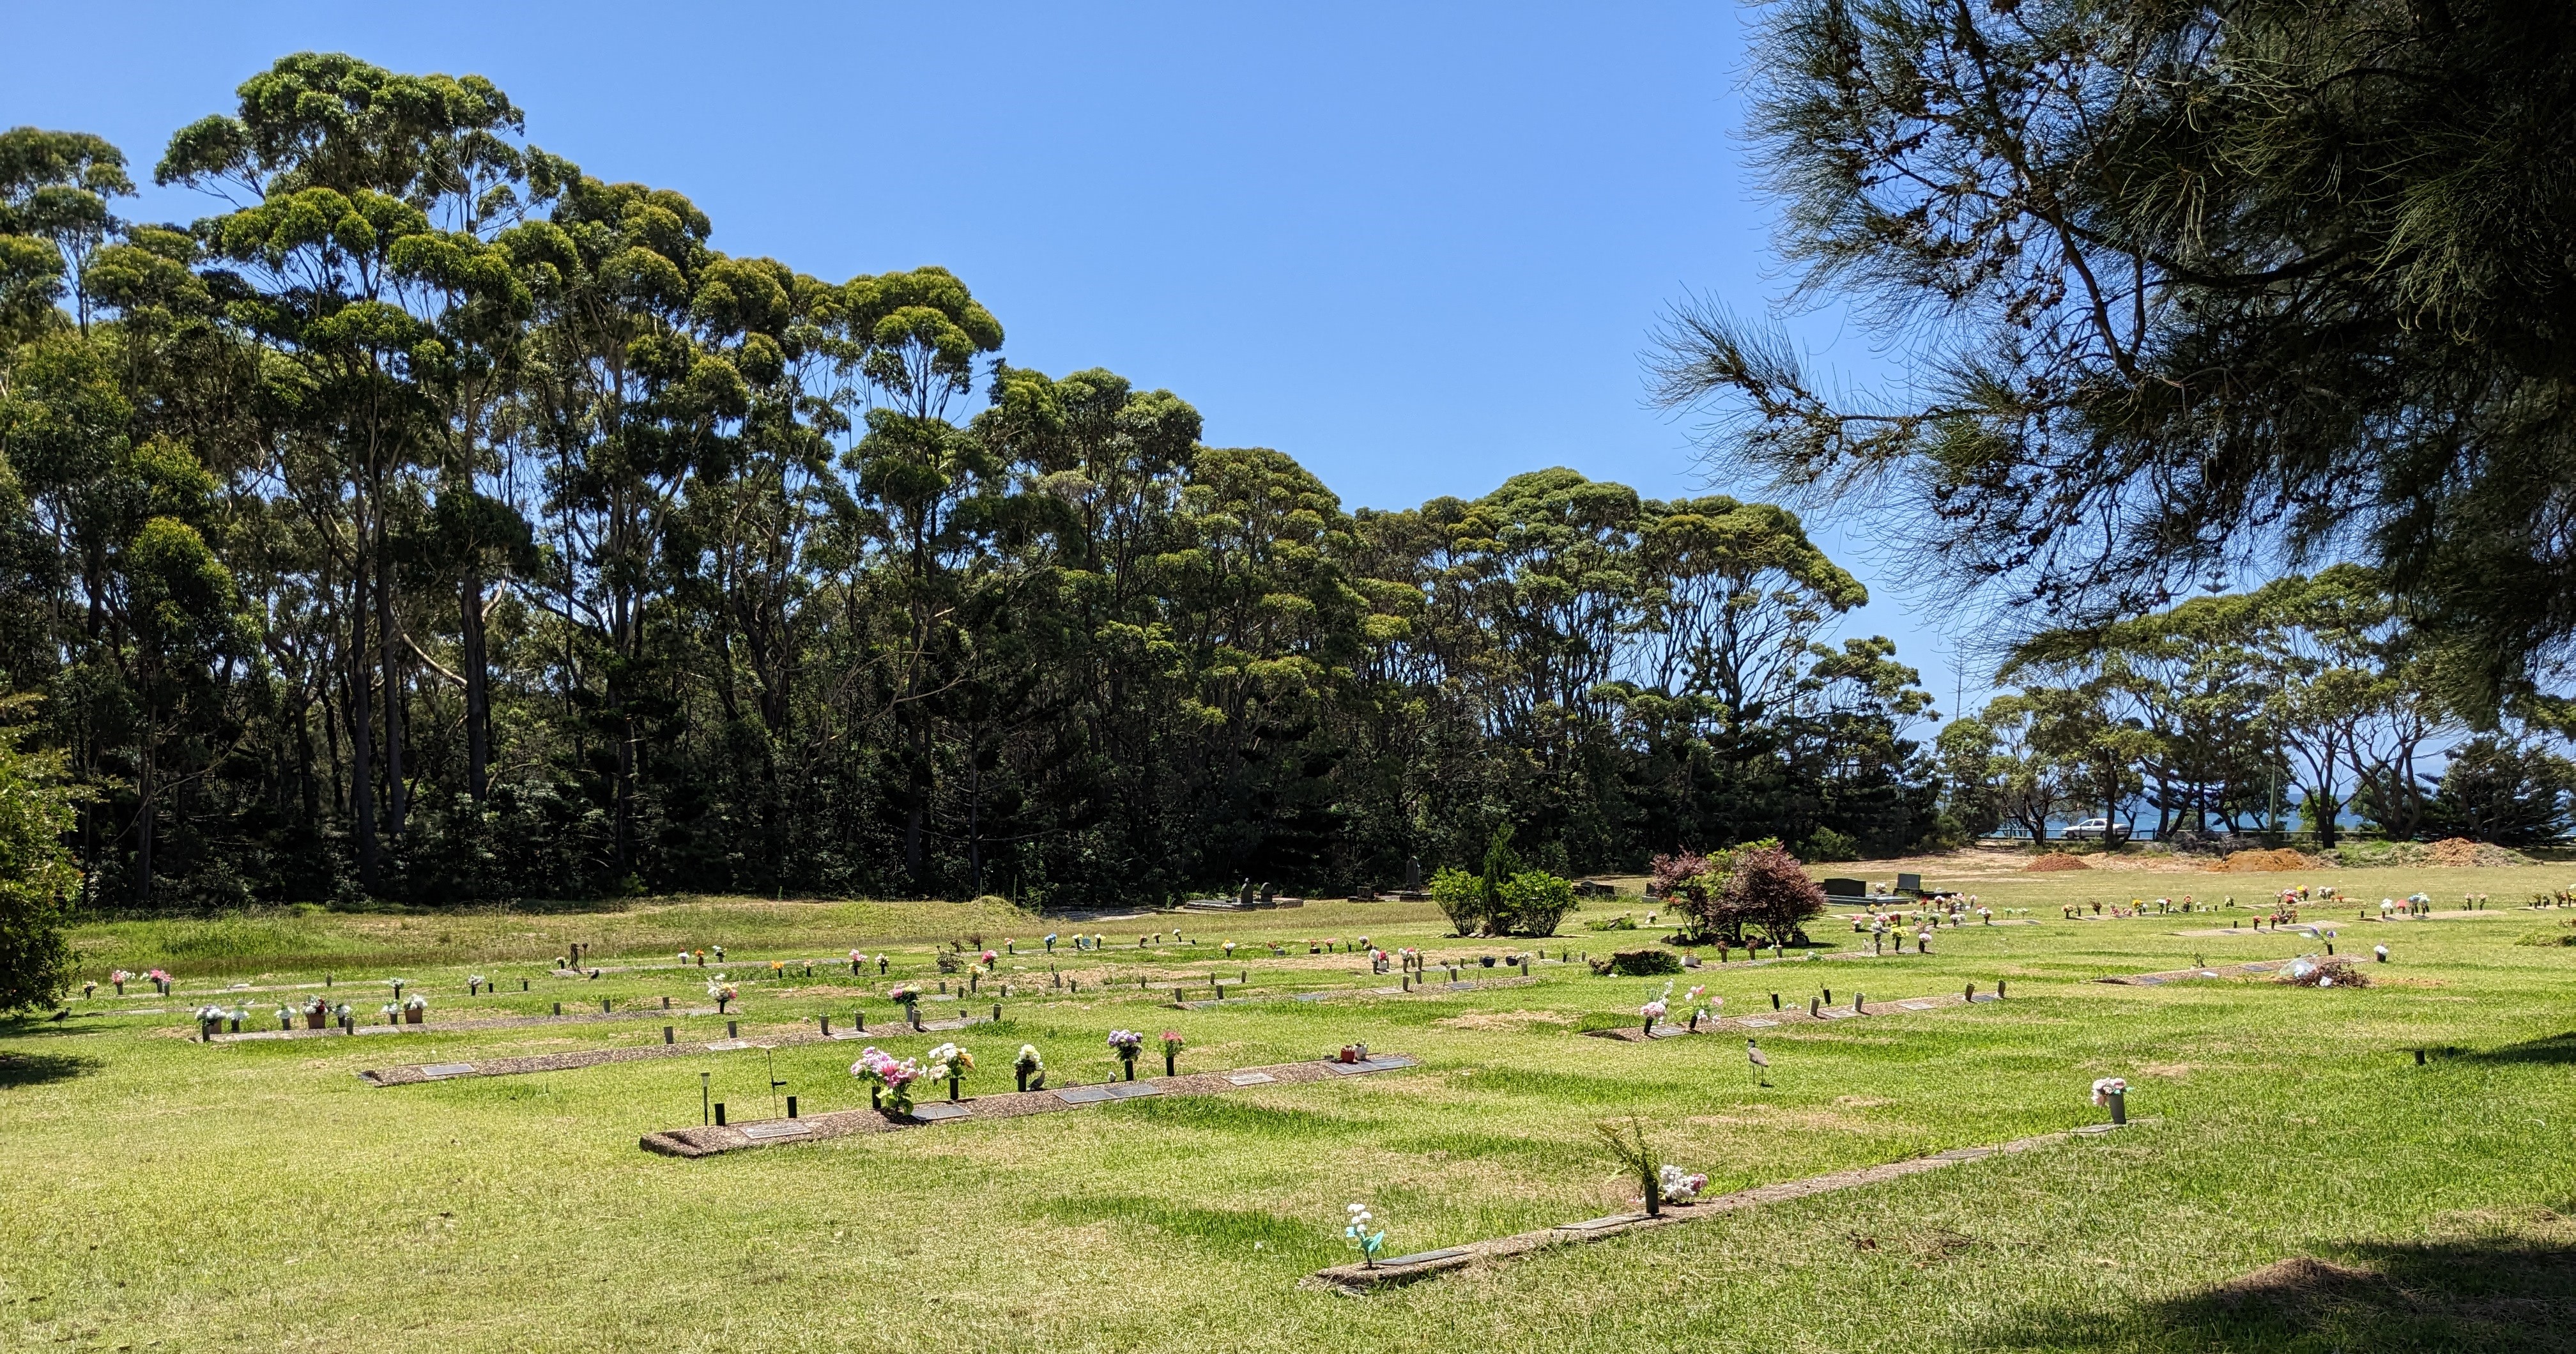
[2062, 817, 2131, 843]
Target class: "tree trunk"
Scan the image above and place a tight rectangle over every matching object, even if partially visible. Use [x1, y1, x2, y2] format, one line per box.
[378, 527, 406, 838]
[462, 572, 489, 801]
[351, 564, 379, 891]
[134, 734, 153, 907]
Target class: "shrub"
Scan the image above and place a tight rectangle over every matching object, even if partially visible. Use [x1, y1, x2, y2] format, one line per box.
[1804, 827, 1860, 863]
[1428, 867, 1489, 936]
[1722, 845, 1826, 946]
[1595, 948, 1682, 976]
[1498, 870, 1577, 936]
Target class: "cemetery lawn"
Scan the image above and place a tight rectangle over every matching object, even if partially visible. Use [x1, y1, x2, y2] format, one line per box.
[6, 861, 2574, 1353]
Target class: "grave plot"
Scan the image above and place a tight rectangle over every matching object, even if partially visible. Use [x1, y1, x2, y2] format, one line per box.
[2095, 958, 2295, 986]
[358, 1012, 1004, 1085]
[638, 1053, 1422, 1157]
[1174, 969, 1545, 1010]
[1305, 1116, 2159, 1293]
[1584, 985, 2005, 1041]
[211, 1003, 719, 1043]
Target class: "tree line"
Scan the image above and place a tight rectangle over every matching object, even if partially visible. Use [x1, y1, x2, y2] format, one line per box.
[1942, 568, 2573, 848]
[0, 54, 1947, 913]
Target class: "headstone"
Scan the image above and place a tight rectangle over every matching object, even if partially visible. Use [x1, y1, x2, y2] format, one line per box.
[1405, 856, 1422, 891]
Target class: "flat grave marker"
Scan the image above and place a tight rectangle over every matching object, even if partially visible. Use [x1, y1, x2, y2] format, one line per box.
[1054, 1085, 1117, 1105]
[419, 1063, 476, 1079]
[1225, 1072, 1275, 1086]
[908, 1102, 972, 1121]
[740, 1121, 812, 1141]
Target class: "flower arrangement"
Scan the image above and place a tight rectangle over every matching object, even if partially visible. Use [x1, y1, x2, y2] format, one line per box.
[1596, 1115, 1667, 1216]
[332, 1002, 353, 1027]
[404, 994, 428, 1023]
[1160, 1030, 1186, 1076]
[194, 1004, 229, 1036]
[708, 978, 739, 1012]
[2090, 1077, 2127, 1106]
[1223, 941, 1236, 955]
[468, 974, 487, 994]
[1683, 983, 1719, 1030]
[1014, 1043, 1045, 1091]
[979, 949, 997, 970]
[1640, 980, 1673, 1033]
[147, 968, 172, 994]
[379, 1002, 402, 1025]
[923, 1042, 974, 1100]
[1045, 932, 1059, 953]
[1344, 1203, 1387, 1268]
[679, 951, 691, 965]
[110, 969, 132, 994]
[874, 953, 888, 973]
[1108, 1029, 1144, 1080]
[852, 1047, 924, 1114]
[1658, 1163, 1708, 1204]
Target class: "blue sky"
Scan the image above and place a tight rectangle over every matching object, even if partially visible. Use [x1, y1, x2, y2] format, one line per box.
[4, 1, 1978, 715]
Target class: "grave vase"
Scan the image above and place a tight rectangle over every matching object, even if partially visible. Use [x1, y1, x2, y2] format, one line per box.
[404, 1006, 425, 1025]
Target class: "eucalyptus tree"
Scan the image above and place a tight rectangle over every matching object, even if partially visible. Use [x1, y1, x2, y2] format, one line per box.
[158, 52, 546, 886]
[0, 128, 132, 338]
[823, 266, 1004, 889]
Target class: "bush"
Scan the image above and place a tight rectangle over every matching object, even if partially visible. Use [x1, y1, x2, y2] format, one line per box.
[1595, 948, 1682, 976]
[1804, 827, 1860, 863]
[1428, 866, 1489, 936]
[1648, 850, 1710, 901]
[1723, 844, 1827, 946]
[1498, 870, 1577, 936]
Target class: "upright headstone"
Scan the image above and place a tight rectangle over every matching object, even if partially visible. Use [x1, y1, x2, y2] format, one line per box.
[1405, 856, 1423, 891]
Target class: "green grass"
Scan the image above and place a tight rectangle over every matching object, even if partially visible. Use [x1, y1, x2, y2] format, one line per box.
[6, 862, 2575, 1351]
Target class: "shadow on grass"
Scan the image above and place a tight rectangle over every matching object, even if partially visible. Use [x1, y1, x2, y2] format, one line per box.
[2452, 1032, 2576, 1066]
[1974, 1229, 2576, 1352]
[0, 1049, 101, 1088]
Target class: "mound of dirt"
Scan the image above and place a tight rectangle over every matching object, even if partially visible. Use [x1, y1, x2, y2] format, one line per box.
[2204, 848, 2320, 873]
[2422, 837, 2530, 868]
[2024, 852, 2090, 872]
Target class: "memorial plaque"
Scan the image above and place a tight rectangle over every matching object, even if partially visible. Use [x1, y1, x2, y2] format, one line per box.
[1816, 1008, 1857, 1019]
[1376, 1247, 1469, 1267]
[1225, 1072, 1275, 1086]
[1054, 1085, 1117, 1105]
[740, 1121, 811, 1141]
[1106, 1082, 1163, 1098]
[706, 1040, 752, 1051]
[909, 1102, 972, 1121]
[419, 1063, 476, 1079]
[1899, 1001, 1933, 1010]
[1739, 1017, 1779, 1027]
[1326, 1054, 1418, 1075]
[1646, 1026, 1690, 1038]
[1294, 991, 1332, 1002]
[1554, 1214, 1646, 1233]
[1968, 993, 2000, 1003]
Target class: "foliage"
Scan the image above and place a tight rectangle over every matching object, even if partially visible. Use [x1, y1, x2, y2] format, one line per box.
[0, 712, 78, 1010]
[1495, 869, 1576, 937]
[1426, 867, 1487, 937]
[0, 54, 1951, 914]
[2425, 739, 2573, 847]
[1720, 843, 1825, 946]
[1657, 0, 2576, 722]
[1598, 948, 1681, 977]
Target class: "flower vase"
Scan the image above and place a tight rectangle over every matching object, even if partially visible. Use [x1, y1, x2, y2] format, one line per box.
[405, 1007, 424, 1025]
[1016, 1068, 1029, 1092]
[113, 982, 124, 996]
[1121, 1054, 1137, 1082]
[1163, 1050, 1176, 1077]
[949, 1076, 960, 1102]
[305, 1010, 326, 1030]
[717, 997, 728, 1013]
[870, 1086, 883, 1110]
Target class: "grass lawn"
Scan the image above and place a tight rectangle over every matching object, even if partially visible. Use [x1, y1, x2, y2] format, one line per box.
[5, 859, 2574, 1352]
